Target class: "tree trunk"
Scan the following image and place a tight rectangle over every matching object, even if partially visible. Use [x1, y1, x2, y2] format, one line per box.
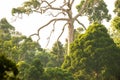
[67, 22, 74, 55]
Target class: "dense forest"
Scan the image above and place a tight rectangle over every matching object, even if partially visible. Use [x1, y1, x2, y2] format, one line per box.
[0, 0, 120, 80]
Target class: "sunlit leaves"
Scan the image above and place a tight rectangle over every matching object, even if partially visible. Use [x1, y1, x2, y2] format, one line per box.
[12, 7, 32, 16]
[111, 16, 120, 31]
[114, 0, 120, 16]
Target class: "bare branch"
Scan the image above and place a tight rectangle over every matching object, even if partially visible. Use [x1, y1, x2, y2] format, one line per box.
[41, 0, 56, 5]
[29, 33, 40, 43]
[68, 0, 70, 4]
[45, 29, 54, 48]
[37, 18, 68, 34]
[53, 20, 56, 32]
[48, 11, 66, 17]
[29, 33, 38, 38]
[60, 1, 68, 8]
[57, 23, 68, 41]
[45, 20, 57, 47]
[75, 19, 86, 30]
[40, 0, 68, 13]
[28, 18, 68, 46]
[70, 0, 75, 6]
[33, 9, 43, 14]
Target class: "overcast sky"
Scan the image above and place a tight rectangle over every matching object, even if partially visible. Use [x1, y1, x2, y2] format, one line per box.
[0, 0, 116, 48]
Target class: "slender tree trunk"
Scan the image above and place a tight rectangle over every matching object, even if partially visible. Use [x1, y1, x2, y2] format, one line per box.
[67, 4, 74, 55]
[67, 22, 74, 55]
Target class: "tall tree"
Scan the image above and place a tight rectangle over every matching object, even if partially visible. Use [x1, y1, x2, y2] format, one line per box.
[12, 0, 110, 54]
[50, 41, 65, 67]
[62, 23, 120, 80]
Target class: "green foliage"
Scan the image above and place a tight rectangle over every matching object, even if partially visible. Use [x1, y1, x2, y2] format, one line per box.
[113, 38, 120, 48]
[62, 23, 120, 80]
[42, 67, 75, 80]
[12, 0, 40, 15]
[110, 2, 120, 47]
[0, 18, 14, 42]
[26, 58, 44, 80]
[17, 61, 29, 80]
[35, 51, 51, 67]
[0, 18, 17, 57]
[76, 0, 111, 23]
[0, 18, 15, 32]
[0, 18, 43, 63]
[17, 58, 44, 80]
[18, 37, 42, 62]
[50, 41, 65, 67]
[34, 41, 65, 68]
[74, 27, 84, 39]
[114, 0, 120, 16]
[0, 55, 19, 80]
[51, 41, 65, 55]
[111, 16, 120, 31]
[110, 16, 120, 51]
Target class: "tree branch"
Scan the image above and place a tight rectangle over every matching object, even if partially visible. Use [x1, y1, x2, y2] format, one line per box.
[70, 0, 75, 6]
[41, 0, 67, 13]
[37, 18, 68, 34]
[29, 18, 68, 46]
[57, 23, 68, 41]
[75, 19, 86, 30]
[45, 28, 54, 48]
[48, 11, 66, 17]
[45, 20, 56, 47]
[29, 33, 40, 43]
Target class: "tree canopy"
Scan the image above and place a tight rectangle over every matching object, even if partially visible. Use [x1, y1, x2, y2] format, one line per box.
[62, 23, 120, 80]
[76, 0, 111, 23]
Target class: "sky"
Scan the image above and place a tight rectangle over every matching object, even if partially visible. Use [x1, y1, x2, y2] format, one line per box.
[0, 0, 116, 48]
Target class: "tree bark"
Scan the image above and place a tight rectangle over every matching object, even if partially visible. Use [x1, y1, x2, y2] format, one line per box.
[68, 23, 74, 55]
[67, 8, 74, 55]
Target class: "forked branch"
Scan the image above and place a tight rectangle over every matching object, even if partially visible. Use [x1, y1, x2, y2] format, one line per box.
[57, 23, 68, 41]
[76, 19, 86, 30]
[30, 18, 68, 44]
